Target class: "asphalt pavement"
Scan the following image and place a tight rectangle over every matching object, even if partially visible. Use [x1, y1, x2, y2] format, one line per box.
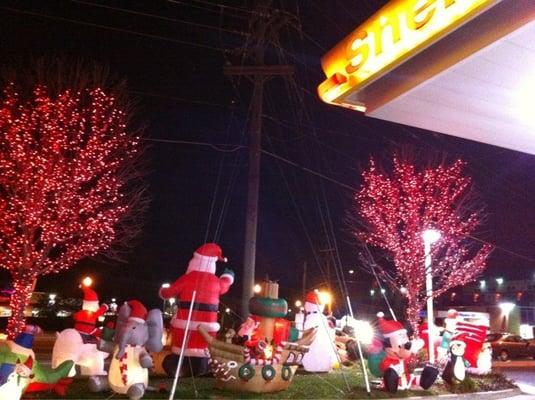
[493, 359, 535, 399]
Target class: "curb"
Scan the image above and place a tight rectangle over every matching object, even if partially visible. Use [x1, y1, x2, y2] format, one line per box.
[405, 388, 523, 399]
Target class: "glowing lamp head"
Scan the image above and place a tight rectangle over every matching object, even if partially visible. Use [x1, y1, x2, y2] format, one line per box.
[161, 282, 170, 289]
[294, 300, 302, 308]
[225, 307, 231, 314]
[499, 302, 515, 314]
[422, 229, 441, 244]
[317, 291, 332, 305]
[254, 284, 262, 294]
[496, 277, 504, 285]
[82, 276, 93, 287]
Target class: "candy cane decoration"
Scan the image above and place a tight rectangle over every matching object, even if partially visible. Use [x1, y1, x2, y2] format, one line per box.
[243, 344, 284, 365]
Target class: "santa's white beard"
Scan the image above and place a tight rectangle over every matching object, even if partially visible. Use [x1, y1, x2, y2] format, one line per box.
[186, 253, 217, 274]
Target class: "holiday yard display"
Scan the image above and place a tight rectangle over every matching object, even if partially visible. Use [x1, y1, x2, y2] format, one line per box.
[200, 280, 316, 393]
[89, 300, 163, 400]
[301, 290, 338, 373]
[437, 309, 459, 361]
[52, 285, 110, 377]
[368, 312, 438, 393]
[0, 65, 145, 338]
[0, 357, 33, 400]
[420, 311, 489, 379]
[468, 342, 492, 375]
[0, 325, 74, 396]
[159, 243, 234, 358]
[442, 339, 469, 384]
[73, 286, 109, 336]
[355, 154, 492, 329]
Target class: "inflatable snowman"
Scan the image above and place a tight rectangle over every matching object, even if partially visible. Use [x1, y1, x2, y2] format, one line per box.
[301, 291, 338, 372]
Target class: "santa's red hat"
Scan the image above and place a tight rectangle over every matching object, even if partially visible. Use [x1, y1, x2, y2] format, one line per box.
[128, 300, 148, 323]
[305, 291, 321, 305]
[81, 286, 99, 310]
[195, 243, 227, 262]
[376, 312, 406, 338]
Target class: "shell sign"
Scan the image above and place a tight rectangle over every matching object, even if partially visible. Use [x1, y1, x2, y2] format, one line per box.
[318, 0, 498, 110]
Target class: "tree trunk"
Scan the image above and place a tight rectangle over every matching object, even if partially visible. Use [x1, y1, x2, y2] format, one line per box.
[6, 273, 37, 339]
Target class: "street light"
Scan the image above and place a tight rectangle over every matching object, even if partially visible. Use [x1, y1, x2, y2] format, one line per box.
[82, 276, 93, 287]
[499, 302, 515, 331]
[48, 293, 57, 306]
[496, 277, 504, 286]
[480, 280, 486, 289]
[422, 228, 441, 364]
[254, 284, 262, 294]
[348, 269, 355, 275]
[294, 300, 302, 308]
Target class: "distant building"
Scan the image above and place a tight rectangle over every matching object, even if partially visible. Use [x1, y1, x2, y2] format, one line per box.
[436, 277, 535, 336]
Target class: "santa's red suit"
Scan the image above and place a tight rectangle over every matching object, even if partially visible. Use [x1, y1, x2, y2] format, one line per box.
[380, 357, 410, 378]
[159, 243, 234, 357]
[73, 286, 108, 338]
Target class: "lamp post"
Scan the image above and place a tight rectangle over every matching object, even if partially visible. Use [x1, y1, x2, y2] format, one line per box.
[161, 283, 170, 314]
[422, 228, 441, 364]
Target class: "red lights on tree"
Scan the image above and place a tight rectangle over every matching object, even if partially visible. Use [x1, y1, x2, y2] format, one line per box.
[355, 155, 492, 330]
[0, 70, 144, 338]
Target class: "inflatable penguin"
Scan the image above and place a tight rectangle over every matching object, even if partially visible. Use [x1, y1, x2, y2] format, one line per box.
[442, 339, 469, 383]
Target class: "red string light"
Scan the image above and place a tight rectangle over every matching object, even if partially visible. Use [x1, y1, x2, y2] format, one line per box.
[0, 82, 139, 338]
[356, 155, 492, 331]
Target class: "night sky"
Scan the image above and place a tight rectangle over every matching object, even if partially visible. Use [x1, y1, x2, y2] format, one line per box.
[1, 1, 535, 311]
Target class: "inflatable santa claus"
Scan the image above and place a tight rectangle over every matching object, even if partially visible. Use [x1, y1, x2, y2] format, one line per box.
[159, 243, 234, 357]
[73, 286, 108, 339]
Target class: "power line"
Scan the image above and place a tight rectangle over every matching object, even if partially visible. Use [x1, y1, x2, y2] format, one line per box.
[1, 6, 227, 53]
[70, 0, 249, 37]
[167, 0, 249, 20]
[131, 90, 229, 108]
[143, 137, 359, 191]
[468, 234, 535, 265]
[144, 138, 242, 153]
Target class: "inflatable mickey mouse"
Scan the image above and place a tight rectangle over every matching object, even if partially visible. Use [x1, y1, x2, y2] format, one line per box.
[374, 312, 439, 393]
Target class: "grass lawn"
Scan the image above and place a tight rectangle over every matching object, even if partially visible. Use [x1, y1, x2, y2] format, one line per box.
[22, 365, 516, 400]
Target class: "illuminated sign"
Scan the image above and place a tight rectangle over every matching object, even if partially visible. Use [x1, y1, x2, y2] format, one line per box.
[318, 0, 498, 109]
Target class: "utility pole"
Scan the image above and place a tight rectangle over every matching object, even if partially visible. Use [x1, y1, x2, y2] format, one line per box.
[319, 246, 334, 292]
[302, 260, 307, 300]
[224, 1, 293, 317]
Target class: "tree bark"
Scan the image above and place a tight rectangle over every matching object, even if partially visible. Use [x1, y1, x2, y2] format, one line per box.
[7, 272, 37, 339]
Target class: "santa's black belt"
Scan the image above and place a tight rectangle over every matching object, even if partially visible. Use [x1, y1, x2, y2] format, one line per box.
[179, 302, 218, 312]
[74, 320, 96, 327]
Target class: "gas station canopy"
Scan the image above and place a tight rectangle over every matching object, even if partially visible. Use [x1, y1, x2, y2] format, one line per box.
[318, 0, 535, 154]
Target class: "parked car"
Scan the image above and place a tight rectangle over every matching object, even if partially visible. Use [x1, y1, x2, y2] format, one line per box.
[486, 332, 535, 361]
